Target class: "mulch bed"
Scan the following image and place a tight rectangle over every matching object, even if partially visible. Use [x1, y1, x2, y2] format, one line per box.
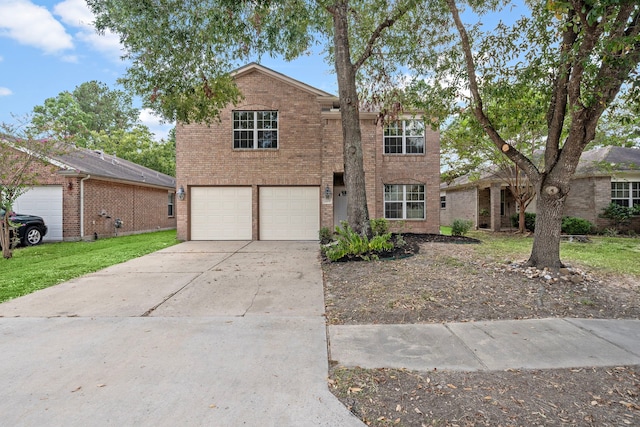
[323, 233, 640, 426]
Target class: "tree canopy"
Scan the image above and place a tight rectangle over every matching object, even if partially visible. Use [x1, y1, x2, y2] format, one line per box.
[31, 81, 175, 176]
[411, 0, 640, 268]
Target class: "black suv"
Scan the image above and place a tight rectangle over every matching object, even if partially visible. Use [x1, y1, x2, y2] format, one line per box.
[0, 208, 48, 246]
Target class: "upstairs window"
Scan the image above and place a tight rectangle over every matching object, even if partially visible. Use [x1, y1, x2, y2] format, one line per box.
[384, 184, 425, 220]
[384, 119, 425, 154]
[611, 181, 640, 207]
[233, 111, 278, 149]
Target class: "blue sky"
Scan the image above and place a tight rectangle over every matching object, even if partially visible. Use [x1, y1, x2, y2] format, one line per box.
[0, 0, 337, 140]
[0, 1, 524, 141]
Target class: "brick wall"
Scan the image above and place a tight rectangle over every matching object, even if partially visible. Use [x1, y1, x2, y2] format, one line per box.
[176, 69, 325, 240]
[376, 126, 441, 234]
[440, 187, 477, 227]
[82, 179, 175, 239]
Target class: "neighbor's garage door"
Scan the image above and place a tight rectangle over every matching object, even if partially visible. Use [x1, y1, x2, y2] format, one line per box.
[191, 187, 252, 240]
[14, 186, 63, 242]
[259, 187, 319, 240]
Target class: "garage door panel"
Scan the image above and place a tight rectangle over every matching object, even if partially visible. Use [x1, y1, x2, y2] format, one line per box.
[14, 186, 63, 242]
[191, 187, 252, 240]
[259, 187, 319, 241]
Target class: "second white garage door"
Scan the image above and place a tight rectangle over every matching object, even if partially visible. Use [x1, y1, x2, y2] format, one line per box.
[191, 187, 252, 240]
[259, 187, 319, 240]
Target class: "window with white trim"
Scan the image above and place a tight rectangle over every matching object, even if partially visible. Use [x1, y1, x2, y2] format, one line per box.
[233, 111, 278, 149]
[383, 119, 425, 154]
[611, 181, 640, 207]
[384, 184, 425, 219]
[440, 195, 446, 209]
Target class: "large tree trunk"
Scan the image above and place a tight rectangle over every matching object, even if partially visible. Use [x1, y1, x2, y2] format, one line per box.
[331, 2, 371, 236]
[527, 172, 571, 269]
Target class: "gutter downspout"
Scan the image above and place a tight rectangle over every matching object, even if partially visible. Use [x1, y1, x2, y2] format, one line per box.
[80, 175, 90, 239]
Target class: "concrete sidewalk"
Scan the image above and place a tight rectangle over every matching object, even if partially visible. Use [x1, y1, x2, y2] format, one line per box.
[329, 318, 640, 372]
[0, 241, 364, 427]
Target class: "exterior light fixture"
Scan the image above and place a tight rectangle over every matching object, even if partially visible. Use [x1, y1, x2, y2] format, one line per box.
[177, 185, 186, 200]
[324, 185, 332, 200]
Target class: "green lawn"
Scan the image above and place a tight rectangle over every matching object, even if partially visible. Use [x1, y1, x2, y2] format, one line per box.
[465, 230, 640, 276]
[0, 230, 180, 303]
[2, 228, 638, 304]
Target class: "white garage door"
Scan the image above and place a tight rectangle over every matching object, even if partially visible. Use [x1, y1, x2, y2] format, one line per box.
[259, 187, 319, 240]
[13, 186, 63, 242]
[191, 187, 252, 240]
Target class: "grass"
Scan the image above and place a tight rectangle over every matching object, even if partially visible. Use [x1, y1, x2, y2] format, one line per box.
[2, 227, 638, 304]
[0, 230, 180, 303]
[465, 230, 640, 276]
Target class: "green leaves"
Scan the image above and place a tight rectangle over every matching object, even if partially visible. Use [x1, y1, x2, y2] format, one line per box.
[322, 221, 394, 262]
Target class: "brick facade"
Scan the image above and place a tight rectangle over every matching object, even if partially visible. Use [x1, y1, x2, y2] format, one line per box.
[81, 179, 175, 239]
[3, 144, 176, 241]
[176, 64, 441, 240]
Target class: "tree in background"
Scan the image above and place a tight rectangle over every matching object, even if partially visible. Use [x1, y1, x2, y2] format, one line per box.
[71, 81, 139, 135]
[90, 126, 176, 177]
[0, 119, 60, 259]
[440, 80, 547, 233]
[31, 81, 175, 176]
[589, 90, 640, 149]
[413, 0, 640, 269]
[87, 0, 442, 236]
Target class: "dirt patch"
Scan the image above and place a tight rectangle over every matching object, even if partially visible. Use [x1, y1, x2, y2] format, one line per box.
[323, 234, 640, 426]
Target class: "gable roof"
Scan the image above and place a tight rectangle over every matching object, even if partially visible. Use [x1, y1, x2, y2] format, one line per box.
[53, 145, 176, 189]
[442, 146, 640, 190]
[232, 62, 338, 100]
[576, 146, 640, 174]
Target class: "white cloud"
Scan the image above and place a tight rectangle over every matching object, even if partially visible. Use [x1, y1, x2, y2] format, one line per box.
[139, 108, 174, 142]
[54, 0, 124, 62]
[0, 87, 12, 96]
[0, 0, 73, 54]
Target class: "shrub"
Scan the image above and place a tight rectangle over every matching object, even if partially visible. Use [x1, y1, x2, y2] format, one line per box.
[600, 202, 634, 229]
[510, 212, 536, 232]
[451, 218, 473, 236]
[370, 218, 390, 236]
[322, 222, 393, 261]
[318, 227, 333, 245]
[561, 216, 594, 235]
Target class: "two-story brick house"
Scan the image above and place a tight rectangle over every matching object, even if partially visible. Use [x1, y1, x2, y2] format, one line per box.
[176, 63, 440, 241]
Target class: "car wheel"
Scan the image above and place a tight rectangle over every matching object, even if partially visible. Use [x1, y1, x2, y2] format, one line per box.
[24, 226, 43, 246]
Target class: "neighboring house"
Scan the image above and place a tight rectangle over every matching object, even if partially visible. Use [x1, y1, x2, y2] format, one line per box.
[3, 141, 177, 241]
[175, 63, 440, 241]
[440, 146, 640, 232]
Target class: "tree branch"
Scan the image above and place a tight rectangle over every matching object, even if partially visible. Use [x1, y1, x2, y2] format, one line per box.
[545, 12, 576, 170]
[445, 0, 540, 182]
[353, 0, 416, 71]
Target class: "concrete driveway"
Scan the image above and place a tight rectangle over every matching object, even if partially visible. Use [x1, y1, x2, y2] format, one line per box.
[0, 241, 364, 427]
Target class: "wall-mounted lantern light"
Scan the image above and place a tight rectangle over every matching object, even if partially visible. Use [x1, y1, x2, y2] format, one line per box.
[324, 185, 332, 200]
[177, 185, 186, 201]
